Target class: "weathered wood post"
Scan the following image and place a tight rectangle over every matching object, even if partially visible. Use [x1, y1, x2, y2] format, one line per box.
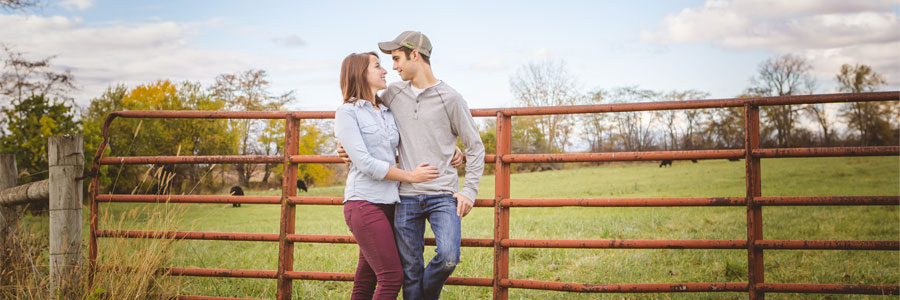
[0, 154, 18, 279]
[49, 135, 84, 297]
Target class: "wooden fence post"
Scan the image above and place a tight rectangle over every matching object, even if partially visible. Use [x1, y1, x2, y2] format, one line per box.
[0, 154, 18, 280]
[49, 135, 84, 297]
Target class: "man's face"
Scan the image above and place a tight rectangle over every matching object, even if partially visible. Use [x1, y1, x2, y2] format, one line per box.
[391, 49, 415, 81]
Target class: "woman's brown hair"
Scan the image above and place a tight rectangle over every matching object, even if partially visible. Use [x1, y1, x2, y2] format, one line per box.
[340, 51, 382, 105]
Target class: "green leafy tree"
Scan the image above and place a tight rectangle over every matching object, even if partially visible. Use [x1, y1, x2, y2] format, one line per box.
[297, 120, 335, 186]
[82, 81, 237, 194]
[258, 118, 284, 184]
[0, 94, 79, 211]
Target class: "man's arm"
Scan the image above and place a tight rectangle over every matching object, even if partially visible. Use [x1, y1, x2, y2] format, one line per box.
[446, 94, 485, 217]
[381, 83, 399, 108]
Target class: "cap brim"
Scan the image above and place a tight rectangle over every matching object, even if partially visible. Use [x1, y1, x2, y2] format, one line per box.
[378, 41, 403, 54]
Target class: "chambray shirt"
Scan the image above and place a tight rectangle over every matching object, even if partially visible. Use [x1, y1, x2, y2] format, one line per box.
[334, 99, 401, 204]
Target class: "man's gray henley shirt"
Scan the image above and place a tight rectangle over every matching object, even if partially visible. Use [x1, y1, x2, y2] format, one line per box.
[382, 80, 485, 203]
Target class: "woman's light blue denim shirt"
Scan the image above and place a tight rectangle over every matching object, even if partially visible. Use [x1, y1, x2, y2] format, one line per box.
[334, 99, 400, 204]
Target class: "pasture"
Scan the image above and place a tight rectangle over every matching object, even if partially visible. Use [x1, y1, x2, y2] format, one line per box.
[23, 156, 900, 299]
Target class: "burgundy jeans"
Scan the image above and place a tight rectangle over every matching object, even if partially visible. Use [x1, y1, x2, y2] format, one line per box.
[343, 200, 403, 300]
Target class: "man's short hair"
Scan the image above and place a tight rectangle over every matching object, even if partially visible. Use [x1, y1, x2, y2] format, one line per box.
[401, 47, 430, 65]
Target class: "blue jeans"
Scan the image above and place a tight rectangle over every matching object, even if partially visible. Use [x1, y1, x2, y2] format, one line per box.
[394, 194, 461, 300]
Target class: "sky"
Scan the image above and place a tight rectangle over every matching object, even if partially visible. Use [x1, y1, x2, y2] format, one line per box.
[1, 0, 898, 111]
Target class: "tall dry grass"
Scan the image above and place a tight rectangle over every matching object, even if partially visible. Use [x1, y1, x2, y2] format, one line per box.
[2, 153, 191, 300]
[1, 201, 188, 300]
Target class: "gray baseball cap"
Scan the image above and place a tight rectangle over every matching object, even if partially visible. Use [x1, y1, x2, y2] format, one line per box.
[378, 31, 432, 57]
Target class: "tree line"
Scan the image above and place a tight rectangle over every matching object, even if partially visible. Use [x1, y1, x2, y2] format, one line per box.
[478, 56, 898, 173]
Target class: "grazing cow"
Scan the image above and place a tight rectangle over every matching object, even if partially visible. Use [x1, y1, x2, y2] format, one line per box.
[296, 179, 308, 193]
[659, 160, 673, 168]
[230, 186, 244, 207]
[728, 158, 740, 162]
[691, 159, 698, 163]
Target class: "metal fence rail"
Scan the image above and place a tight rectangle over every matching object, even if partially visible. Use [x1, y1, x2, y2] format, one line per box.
[89, 91, 900, 299]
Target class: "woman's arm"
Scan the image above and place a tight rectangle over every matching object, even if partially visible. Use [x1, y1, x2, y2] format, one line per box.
[384, 163, 438, 183]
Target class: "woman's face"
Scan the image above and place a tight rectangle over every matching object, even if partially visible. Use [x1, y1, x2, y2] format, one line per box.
[366, 55, 387, 91]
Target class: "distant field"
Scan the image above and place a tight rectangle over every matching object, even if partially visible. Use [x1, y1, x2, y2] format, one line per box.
[25, 156, 900, 299]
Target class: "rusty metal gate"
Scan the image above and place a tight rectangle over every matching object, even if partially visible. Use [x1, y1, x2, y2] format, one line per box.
[89, 92, 900, 299]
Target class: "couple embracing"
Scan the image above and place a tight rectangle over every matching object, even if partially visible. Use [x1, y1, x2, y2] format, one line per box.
[334, 30, 485, 300]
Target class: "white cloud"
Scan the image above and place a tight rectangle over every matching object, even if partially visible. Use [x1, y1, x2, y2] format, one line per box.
[469, 56, 507, 72]
[641, 0, 900, 87]
[59, 0, 93, 11]
[0, 14, 315, 107]
[271, 34, 306, 47]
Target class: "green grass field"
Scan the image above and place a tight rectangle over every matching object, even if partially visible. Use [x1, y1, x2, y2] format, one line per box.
[24, 156, 900, 299]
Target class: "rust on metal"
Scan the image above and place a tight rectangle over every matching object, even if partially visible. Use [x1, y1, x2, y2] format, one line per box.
[744, 104, 765, 300]
[289, 155, 345, 164]
[111, 110, 287, 119]
[97, 230, 280, 242]
[503, 197, 745, 207]
[493, 113, 512, 300]
[276, 116, 299, 300]
[756, 240, 900, 250]
[167, 267, 277, 279]
[756, 283, 899, 295]
[287, 196, 344, 205]
[97, 194, 281, 204]
[502, 150, 743, 163]
[754, 196, 900, 206]
[286, 234, 493, 247]
[753, 146, 899, 158]
[501, 279, 749, 293]
[501, 239, 747, 249]
[99, 155, 282, 165]
[284, 271, 353, 281]
[283, 271, 492, 287]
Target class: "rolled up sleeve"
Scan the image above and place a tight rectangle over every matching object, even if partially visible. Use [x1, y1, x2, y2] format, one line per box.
[334, 107, 390, 180]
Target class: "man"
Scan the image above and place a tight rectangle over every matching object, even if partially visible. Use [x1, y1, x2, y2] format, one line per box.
[340, 30, 485, 299]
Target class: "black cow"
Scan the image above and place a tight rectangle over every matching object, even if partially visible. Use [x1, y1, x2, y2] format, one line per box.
[691, 159, 698, 163]
[230, 186, 244, 207]
[297, 179, 308, 193]
[728, 158, 740, 162]
[659, 160, 673, 168]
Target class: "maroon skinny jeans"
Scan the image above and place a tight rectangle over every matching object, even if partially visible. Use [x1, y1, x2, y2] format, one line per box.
[343, 200, 403, 299]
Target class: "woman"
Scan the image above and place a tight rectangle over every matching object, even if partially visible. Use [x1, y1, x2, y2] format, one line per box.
[335, 51, 438, 300]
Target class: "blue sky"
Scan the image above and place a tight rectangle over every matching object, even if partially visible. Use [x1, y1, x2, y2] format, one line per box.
[2, 0, 897, 110]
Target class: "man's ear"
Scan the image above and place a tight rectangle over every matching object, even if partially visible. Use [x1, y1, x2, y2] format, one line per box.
[410, 49, 419, 62]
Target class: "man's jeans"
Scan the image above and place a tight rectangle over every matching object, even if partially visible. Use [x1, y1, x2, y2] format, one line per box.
[394, 194, 461, 300]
